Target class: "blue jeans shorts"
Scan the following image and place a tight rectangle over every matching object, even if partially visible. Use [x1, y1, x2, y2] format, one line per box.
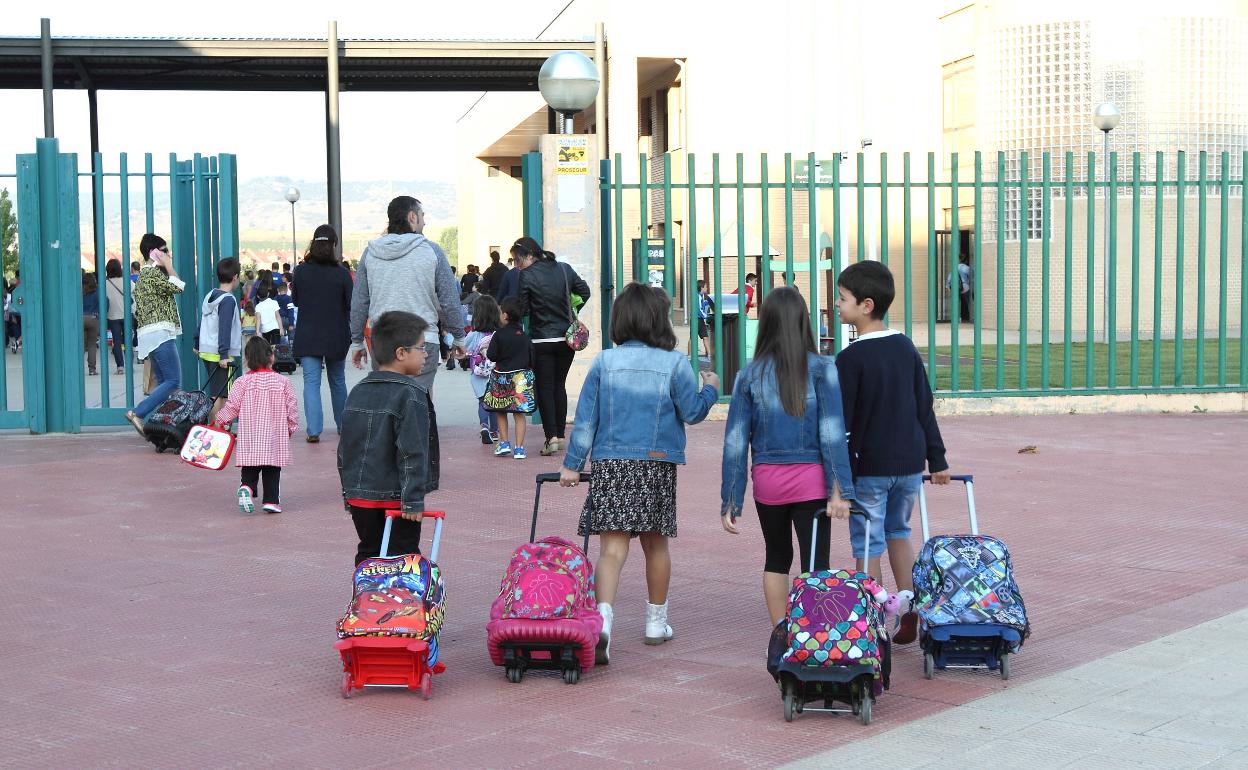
[848, 474, 923, 559]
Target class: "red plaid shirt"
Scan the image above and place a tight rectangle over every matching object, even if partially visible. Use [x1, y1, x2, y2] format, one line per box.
[214, 369, 299, 467]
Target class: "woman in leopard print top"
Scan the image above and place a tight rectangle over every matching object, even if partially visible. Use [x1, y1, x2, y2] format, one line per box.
[125, 233, 187, 432]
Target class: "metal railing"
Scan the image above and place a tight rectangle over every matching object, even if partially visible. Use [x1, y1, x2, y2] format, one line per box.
[601, 150, 1247, 398]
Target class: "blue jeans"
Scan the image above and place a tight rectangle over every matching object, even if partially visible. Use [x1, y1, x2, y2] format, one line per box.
[301, 355, 347, 437]
[477, 397, 498, 433]
[848, 473, 923, 559]
[134, 339, 181, 418]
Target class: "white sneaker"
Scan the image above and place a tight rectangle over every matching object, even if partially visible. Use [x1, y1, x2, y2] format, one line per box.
[237, 485, 254, 514]
[596, 602, 613, 665]
[644, 601, 673, 645]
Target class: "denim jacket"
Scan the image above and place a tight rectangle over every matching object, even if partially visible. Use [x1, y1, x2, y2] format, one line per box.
[337, 371, 440, 513]
[720, 353, 855, 517]
[564, 341, 718, 471]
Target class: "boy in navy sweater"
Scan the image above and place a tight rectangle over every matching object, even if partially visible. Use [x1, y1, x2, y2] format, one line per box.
[833, 260, 950, 645]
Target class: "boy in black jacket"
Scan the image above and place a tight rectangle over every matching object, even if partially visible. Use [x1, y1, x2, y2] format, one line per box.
[833, 261, 951, 645]
[338, 311, 440, 566]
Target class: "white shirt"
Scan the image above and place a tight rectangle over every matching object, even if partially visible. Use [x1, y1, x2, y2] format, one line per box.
[255, 298, 282, 334]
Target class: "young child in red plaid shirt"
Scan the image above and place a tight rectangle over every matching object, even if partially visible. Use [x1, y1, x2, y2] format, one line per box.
[215, 336, 299, 514]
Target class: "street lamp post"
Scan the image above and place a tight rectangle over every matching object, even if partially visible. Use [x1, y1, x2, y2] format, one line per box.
[538, 51, 601, 134]
[1093, 103, 1121, 344]
[284, 186, 301, 265]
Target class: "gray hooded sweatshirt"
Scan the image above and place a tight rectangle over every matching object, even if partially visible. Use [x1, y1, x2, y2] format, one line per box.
[349, 232, 466, 346]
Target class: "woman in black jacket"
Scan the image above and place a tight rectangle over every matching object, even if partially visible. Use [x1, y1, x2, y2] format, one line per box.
[515, 236, 590, 456]
[291, 225, 353, 442]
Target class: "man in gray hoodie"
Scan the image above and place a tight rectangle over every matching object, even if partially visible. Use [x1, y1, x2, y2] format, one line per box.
[348, 196, 466, 391]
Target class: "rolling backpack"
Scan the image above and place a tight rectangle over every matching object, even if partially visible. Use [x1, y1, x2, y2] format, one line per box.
[492, 536, 596, 621]
[143, 389, 214, 453]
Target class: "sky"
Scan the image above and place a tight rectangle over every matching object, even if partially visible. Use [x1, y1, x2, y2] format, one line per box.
[0, 0, 581, 184]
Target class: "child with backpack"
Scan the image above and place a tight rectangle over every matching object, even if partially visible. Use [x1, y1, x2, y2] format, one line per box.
[194, 257, 242, 409]
[276, 282, 296, 339]
[833, 260, 951, 644]
[484, 297, 535, 459]
[337, 311, 437, 566]
[719, 286, 857, 627]
[214, 336, 299, 515]
[466, 295, 501, 446]
[254, 284, 284, 345]
[560, 283, 719, 663]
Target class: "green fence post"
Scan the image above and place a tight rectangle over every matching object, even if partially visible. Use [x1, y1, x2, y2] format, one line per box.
[784, 153, 794, 285]
[1108, 151, 1118, 388]
[995, 151, 1005, 391]
[93, 151, 110, 410]
[1086, 151, 1096, 388]
[193, 154, 212, 391]
[637, 152, 649, 285]
[218, 154, 240, 259]
[973, 151, 983, 391]
[613, 153, 623, 301]
[1153, 152, 1164, 387]
[1241, 150, 1247, 387]
[711, 153, 723, 386]
[760, 154, 771, 299]
[1019, 151, 1029, 390]
[949, 153, 960, 392]
[1130, 152, 1141, 388]
[521, 151, 543, 243]
[807, 151, 819, 339]
[856, 152, 865, 263]
[52, 146, 84, 432]
[1041, 152, 1051, 390]
[686, 153, 699, 373]
[599, 158, 614, 348]
[15, 151, 46, 431]
[1064, 151, 1074, 390]
[1196, 151, 1207, 387]
[171, 155, 199, 387]
[736, 153, 747, 368]
[120, 153, 135, 406]
[663, 153, 675, 298]
[880, 152, 889, 267]
[144, 152, 155, 232]
[1175, 151, 1186, 387]
[831, 154, 842, 350]
[927, 152, 937, 390]
[1217, 151, 1229, 386]
[903, 152, 913, 339]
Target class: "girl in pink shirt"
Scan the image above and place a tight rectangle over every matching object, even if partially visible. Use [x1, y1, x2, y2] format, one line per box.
[215, 336, 299, 514]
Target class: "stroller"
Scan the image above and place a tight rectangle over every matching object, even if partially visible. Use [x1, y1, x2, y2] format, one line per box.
[770, 511, 891, 724]
[335, 508, 447, 699]
[914, 474, 1030, 680]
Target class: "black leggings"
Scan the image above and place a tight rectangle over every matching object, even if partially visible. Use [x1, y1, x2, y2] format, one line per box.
[349, 505, 423, 567]
[533, 342, 575, 441]
[241, 465, 281, 505]
[756, 498, 830, 574]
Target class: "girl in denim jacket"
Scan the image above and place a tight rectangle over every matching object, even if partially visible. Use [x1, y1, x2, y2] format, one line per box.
[560, 284, 719, 664]
[719, 286, 856, 627]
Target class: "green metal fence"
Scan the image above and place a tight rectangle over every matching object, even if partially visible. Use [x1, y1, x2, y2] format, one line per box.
[600, 150, 1247, 399]
[3, 138, 237, 432]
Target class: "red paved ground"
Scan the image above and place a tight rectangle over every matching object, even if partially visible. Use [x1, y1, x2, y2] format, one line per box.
[2, 412, 1246, 769]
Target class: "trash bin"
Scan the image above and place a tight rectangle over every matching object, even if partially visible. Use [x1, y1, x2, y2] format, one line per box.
[721, 312, 740, 395]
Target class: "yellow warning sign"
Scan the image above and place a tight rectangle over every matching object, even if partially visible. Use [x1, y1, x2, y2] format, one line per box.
[556, 137, 588, 175]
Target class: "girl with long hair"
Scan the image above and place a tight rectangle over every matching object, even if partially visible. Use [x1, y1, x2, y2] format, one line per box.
[719, 286, 857, 627]
[291, 224, 353, 442]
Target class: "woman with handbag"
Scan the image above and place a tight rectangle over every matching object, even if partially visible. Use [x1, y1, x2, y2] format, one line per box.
[291, 224, 353, 443]
[515, 236, 591, 456]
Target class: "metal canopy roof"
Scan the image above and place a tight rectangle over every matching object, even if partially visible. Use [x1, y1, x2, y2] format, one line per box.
[0, 37, 595, 91]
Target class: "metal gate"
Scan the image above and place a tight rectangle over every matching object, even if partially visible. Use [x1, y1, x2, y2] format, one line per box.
[3, 137, 237, 432]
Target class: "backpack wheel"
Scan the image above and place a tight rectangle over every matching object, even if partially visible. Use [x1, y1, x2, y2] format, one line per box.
[859, 694, 873, 725]
[923, 652, 935, 680]
[340, 672, 352, 699]
[419, 672, 432, 700]
[563, 667, 580, 685]
[998, 653, 1011, 680]
[505, 666, 522, 684]
[783, 693, 797, 722]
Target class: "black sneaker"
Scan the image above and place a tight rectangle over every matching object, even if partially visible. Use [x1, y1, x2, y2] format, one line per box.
[479, 426, 493, 445]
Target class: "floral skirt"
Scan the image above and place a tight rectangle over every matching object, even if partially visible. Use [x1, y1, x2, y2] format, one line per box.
[483, 369, 536, 413]
[578, 459, 678, 538]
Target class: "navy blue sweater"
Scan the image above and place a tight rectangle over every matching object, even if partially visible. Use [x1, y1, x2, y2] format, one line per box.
[833, 331, 948, 478]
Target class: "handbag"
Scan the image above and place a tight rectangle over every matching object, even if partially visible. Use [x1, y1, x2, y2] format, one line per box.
[560, 263, 590, 352]
[180, 423, 236, 471]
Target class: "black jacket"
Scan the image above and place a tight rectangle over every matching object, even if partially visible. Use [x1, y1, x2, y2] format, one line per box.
[486, 321, 533, 371]
[291, 262, 353, 360]
[481, 261, 509, 297]
[337, 371, 440, 513]
[518, 259, 591, 341]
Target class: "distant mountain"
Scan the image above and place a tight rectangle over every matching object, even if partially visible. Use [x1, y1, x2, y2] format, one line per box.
[76, 176, 457, 254]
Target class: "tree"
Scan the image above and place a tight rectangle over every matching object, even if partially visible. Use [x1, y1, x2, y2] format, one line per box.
[435, 225, 458, 268]
[0, 188, 16, 279]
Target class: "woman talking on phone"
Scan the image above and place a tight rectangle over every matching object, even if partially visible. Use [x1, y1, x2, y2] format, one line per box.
[124, 233, 186, 433]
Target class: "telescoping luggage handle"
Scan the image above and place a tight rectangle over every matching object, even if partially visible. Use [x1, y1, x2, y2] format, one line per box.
[534, 472, 593, 553]
[379, 509, 446, 561]
[809, 507, 872, 573]
[918, 474, 977, 541]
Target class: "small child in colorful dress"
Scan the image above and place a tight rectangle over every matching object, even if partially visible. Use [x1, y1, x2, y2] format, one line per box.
[466, 295, 501, 446]
[484, 297, 535, 459]
[214, 335, 299, 514]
